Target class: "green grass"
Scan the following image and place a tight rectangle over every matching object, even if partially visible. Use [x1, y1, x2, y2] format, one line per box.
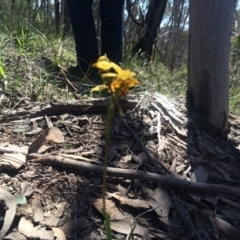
[0, 19, 240, 116]
[0, 23, 77, 107]
[122, 51, 187, 99]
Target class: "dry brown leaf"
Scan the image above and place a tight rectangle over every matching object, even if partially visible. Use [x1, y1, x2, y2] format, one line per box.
[142, 114, 152, 125]
[148, 187, 171, 226]
[18, 217, 54, 240]
[52, 227, 66, 240]
[53, 202, 66, 218]
[188, 166, 208, 201]
[33, 227, 54, 240]
[20, 182, 33, 197]
[191, 166, 208, 183]
[25, 127, 43, 136]
[40, 216, 60, 226]
[211, 216, 240, 239]
[60, 218, 89, 235]
[18, 217, 38, 237]
[12, 124, 31, 133]
[108, 192, 149, 208]
[33, 208, 44, 223]
[137, 152, 147, 162]
[3, 231, 27, 240]
[1, 153, 26, 170]
[0, 187, 17, 239]
[110, 219, 151, 239]
[169, 158, 177, 174]
[120, 155, 132, 163]
[93, 199, 132, 219]
[194, 212, 219, 239]
[0, 144, 28, 154]
[117, 184, 128, 195]
[28, 127, 64, 154]
[108, 146, 117, 161]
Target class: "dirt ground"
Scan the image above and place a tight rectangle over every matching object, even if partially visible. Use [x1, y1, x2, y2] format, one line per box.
[1, 92, 240, 240]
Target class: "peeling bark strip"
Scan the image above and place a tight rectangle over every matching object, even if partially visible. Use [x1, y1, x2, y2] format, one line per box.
[28, 153, 240, 198]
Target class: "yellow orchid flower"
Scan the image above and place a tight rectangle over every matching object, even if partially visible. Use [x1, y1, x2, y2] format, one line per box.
[96, 55, 110, 62]
[110, 62, 122, 74]
[91, 85, 109, 93]
[117, 69, 136, 80]
[93, 61, 113, 71]
[92, 55, 139, 97]
[101, 72, 117, 79]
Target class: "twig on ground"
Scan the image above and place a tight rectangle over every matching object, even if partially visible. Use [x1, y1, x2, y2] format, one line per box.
[156, 111, 162, 157]
[58, 66, 78, 92]
[27, 153, 240, 198]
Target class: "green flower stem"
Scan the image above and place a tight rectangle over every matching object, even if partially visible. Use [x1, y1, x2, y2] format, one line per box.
[102, 94, 117, 240]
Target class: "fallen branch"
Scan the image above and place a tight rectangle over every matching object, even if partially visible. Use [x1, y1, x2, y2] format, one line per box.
[28, 153, 240, 198]
[0, 97, 138, 122]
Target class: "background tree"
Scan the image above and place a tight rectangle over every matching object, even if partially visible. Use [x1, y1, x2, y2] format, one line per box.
[54, 0, 60, 33]
[187, 0, 235, 133]
[161, 0, 188, 70]
[129, 0, 167, 60]
[62, 0, 71, 36]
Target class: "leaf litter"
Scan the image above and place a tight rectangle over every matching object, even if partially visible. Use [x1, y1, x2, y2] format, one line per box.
[0, 92, 240, 239]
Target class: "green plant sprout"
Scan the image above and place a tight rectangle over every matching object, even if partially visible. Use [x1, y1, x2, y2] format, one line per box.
[0, 50, 7, 90]
[16, 28, 26, 54]
[92, 55, 139, 239]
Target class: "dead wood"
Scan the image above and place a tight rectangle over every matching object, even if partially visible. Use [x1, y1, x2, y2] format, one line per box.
[2, 92, 240, 239]
[0, 96, 138, 122]
[28, 153, 240, 198]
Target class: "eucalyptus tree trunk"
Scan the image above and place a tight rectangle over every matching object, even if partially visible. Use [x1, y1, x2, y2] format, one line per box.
[62, 0, 71, 37]
[132, 0, 167, 60]
[187, 0, 234, 133]
[11, 0, 15, 13]
[54, 0, 60, 33]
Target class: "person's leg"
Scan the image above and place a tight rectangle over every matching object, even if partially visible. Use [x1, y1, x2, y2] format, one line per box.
[67, 0, 98, 74]
[100, 0, 124, 64]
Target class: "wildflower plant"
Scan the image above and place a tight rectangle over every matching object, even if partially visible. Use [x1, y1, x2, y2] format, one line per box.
[92, 55, 139, 239]
[91, 55, 138, 97]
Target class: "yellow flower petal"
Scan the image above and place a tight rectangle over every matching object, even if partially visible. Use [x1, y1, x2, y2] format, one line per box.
[93, 61, 113, 71]
[97, 55, 110, 62]
[111, 79, 123, 88]
[91, 85, 108, 93]
[117, 70, 135, 80]
[111, 62, 122, 74]
[126, 79, 139, 87]
[101, 73, 117, 78]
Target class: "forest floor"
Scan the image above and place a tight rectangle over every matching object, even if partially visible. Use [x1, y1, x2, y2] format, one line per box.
[1, 38, 240, 239]
[1, 62, 240, 239]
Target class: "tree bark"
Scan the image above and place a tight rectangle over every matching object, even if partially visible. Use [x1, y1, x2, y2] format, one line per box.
[188, 0, 234, 133]
[54, 0, 60, 33]
[62, 0, 70, 37]
[132, 0, 167, 60]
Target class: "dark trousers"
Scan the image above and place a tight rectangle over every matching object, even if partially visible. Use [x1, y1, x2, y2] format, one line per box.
[67, 0, 124, 73]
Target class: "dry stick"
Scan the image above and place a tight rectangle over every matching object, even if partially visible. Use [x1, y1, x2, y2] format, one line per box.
[28, 153, 240, 198]
[59, 67, 78, 92]
[156, 111, 162, 155]
[217, 196, 240, 210]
